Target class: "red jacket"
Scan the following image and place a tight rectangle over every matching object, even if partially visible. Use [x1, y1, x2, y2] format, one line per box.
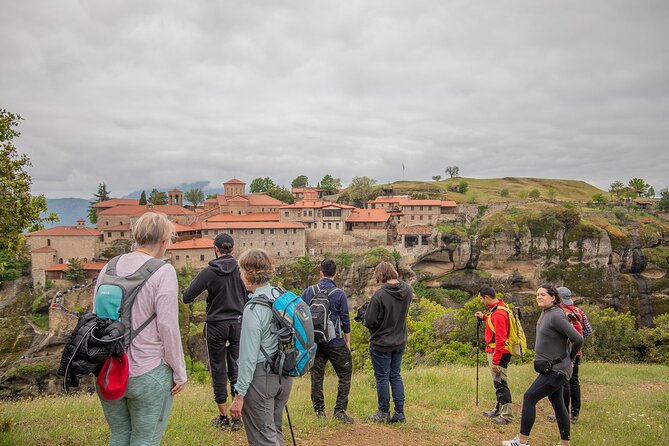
[483, 300, 511, 365]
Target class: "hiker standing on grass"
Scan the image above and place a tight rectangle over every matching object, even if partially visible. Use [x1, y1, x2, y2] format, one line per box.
[301, 259, 354, 423]
[551, 287, 593, 423]
[474, 286, 514, 425]
[364, 261, 412, 424]
[183, 234, 247, 431]
[230, 249, 292, 446]
[95, 212, 187, 446]
[503, 285, 583, 446]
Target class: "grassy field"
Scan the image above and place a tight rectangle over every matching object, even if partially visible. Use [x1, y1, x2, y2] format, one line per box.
[1, 363, 667, 445]
[377, 177, 607, 203]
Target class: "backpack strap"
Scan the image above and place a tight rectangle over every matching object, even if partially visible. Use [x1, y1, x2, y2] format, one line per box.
[103, 256, 122, 276]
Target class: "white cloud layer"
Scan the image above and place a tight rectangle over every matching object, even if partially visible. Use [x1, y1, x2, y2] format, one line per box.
[2, 0, 668, 198]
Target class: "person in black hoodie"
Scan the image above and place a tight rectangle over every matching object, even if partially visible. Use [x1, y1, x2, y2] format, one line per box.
[364, 261, 413, 424]
[183, 234, 248, 431]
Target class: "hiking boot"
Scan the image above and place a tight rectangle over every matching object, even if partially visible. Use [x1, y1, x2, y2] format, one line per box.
[389, 412, 406, 424]
[502, 435, 530, 446]
[316, 410, 327, 419]
[368, 410, 390, 423]
[230, 418, 243, 431]
[547, 414, 557, 422]
[334, 411, 354, 424]
[570, 414, 579, 423]
[492, 416, 511, 425]
[482, 410, 498, 418]
[211, 415, 230, 429]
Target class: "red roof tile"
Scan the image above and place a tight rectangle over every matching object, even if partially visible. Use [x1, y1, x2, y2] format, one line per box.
[246, 194, 285, 206]
[27, 226, 102, 237]
[97, 205, 195, 216]
[191, 221, 305, 230]
[397, 225, 433, 235]
[346, 209, 391, 223]
[280, 200, 355, 210]
[441, 200, 457, 207]
[168, 238, 214, 250]
[92, 198, 139, 208]
[206, 213, 280, 222]
[224, 179, 245, 184]
[227, 196, 249, 203]
[45, 262, 107, 272]
[32, 246, 57, 253]
[173, 223, 195, 233]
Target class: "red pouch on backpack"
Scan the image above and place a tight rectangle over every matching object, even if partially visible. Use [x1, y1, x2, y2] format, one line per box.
[97, 352, 129, 401]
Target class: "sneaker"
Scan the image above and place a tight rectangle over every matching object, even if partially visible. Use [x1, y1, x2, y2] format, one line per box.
[368, 410, 390, 423]
[492, 416, 510, 425]
[502, 436, 529, 446]
[211, 415, 230, 429]
[316, 410, 327, 419]
[547, 414, 557, 422]
[389, 412, 406, 424]
[482, 410, 498, 418]
[230, 418, 243, 431]
[334, 411, 354, 424]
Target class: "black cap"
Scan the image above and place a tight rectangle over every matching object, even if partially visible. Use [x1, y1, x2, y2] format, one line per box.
[214, 233, 234, 249]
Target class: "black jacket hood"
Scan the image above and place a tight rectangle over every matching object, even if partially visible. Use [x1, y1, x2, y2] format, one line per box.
[382, 281, 411, 301]
[208, 255, 239, 276]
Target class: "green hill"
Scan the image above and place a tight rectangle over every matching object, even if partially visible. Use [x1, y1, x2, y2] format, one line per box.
[373, 177, 607, 204]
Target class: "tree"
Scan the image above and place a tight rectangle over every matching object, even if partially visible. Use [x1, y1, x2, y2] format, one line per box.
[249, 177, 276, 193]
[65, 258, 86, 284]
[658, 189, 669, 212]
[348, 176, 377, 208]
[184, 188, 205, 207]
[529, 189, 541, 199]
[87, 182, 111, 224]
[1, 109, 55, 258]
[500, 188, 510, 198]
[149, 188, 167, 205]
[628, 178, 650, 197]
[432, 175, 442, 182]
[138, 190, 147, 205]
[291, 175, 309, 188]
[206, 193, 218, 200]
[319, 174, 342, 195]
[458, 180, 468, 194]
[266, 185, 295, 204]
[609, 180, 627, 200]
[646, 186, 656, 198]
[592, 193, 607, 205]
[445, 165, 460, 178]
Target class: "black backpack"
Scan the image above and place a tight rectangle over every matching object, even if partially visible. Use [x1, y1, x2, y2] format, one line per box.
[309, 285, 337, 344]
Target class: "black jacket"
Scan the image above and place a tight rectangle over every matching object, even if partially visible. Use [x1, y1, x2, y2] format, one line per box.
[364, 281, 413, 352]
[182, 255, 248, 322]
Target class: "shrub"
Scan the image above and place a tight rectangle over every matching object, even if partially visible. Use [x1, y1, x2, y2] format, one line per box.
[458, 180, 468, 194]
[500, 188, 509, 198]
[583, 306, 641, 362]
[529, 189, 541, 199]
[185, 356, 210, 384]
[638, 313, 669, 365]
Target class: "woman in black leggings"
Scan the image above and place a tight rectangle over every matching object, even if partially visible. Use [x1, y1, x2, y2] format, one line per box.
[503, 285, 583, 446]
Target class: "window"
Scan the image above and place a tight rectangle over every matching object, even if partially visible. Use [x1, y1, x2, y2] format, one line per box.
[108, 232, 112, 238]
[200, 255, 205, 261]
[308, 210, 312, 217]
[428, 206, 432, 211]
[322, 223, 326, 229]
[419, 206, 423, 211]
[293, 229, 296, 234]
[186, 255, 190, 259]
[317, 210, 321, 217]
[47, 239, 51, 246]
[176, 255, 180, 260]
[260, 229, 264, 234]
[336, 223, 339, 229]
[204, 230, 209, 235]
[105, 221, 109, 226]
[328, 223, 331, 229]
[230, 229, 234, 234]
[270, 229, 274, 234]
[284, 229, 288, 234]
[59, 258, 63, 263]
[323, 209, 342, 218]
[121, 231, 125, 237]
[277, 252, 281, 257]
[419, 215, 423, 220]
[284, 211, 289, 217]
[298, 211, 302, 217]
[411, 216, 415, 220]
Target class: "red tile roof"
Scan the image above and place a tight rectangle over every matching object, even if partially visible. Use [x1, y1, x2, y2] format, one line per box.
[168, 238, 214, 250]
[280, 200, 355, 210]
[225, 179, 246, 184]
[397, 225, 433, 235]
[173, 223, 195, 233]
[227, 196, 249, 203]
[207, 213, 280, 222]
[92, 198, 139, 208]
[441, 200, 457, 207]
[45, 262, 107, 272]
[346, 209, 391, 223]
[246, 194, 285, 206]
[291, 187, 322, 193]
[32, 246, 57, 253]
[191, 221, 305, 230]
[97, 205, 195, 216]
[27, 226, 102, 237]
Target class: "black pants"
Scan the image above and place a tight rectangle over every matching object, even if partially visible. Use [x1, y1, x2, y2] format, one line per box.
[310, 343, 352, 413]
[520, 371, 570, 441]
[563, 355, 581, 416]
[205, 319, 241, 404]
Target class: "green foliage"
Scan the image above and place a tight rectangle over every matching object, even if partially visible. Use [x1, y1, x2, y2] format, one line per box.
[149, 188, 167, 205]
[583, 306, 641, 362]
[458, 180, 468, 194]
[546, 186, 557, 200]
[0, 251, 29, 286]
[266, 185, 295, 204]
[184, 356, 210, 384]
[528, 188, 540, 199]
[517, 190, 529, 199]
[405, 300, 448, 364]
[206, 193, 217, 200]
[391, 249, 401, 267]
[500, 188, 509, 197]
[364, 247, 392, 266]
[628, 177, 650, 197]
[14, 363, 49, 375]
[437, 223, 467, 237]
[431, 175, 442, 181]
[658, 189, 669, 212]
[334, 252, 353, 268]
[289, 256, 319, 290]
[638, 314, 669, 365]
[416, 285, 471, 306]
[64, 258, 86, 283]
[348, 176, 377, 208]
[592, 193, 607, 204]
[319, 174, 342, 195]
[87, 182, 111, 223]
[99, 239, 132, 260]
[249, 177, 276, 193]
[444, 297, 487, 344]
[184, 188, 204, 206]
[427, 341, 477, 366]
[1, 109, 54, 256]
[445, 165, 460, 178]
[138, 190, 147, 205]
[291, 175, 308, 188]
[609, 180, 626, 199]
[349, 313, 371, 371]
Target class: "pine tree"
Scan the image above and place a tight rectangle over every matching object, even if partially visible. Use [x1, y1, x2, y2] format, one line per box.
[139, 190, 147, 205]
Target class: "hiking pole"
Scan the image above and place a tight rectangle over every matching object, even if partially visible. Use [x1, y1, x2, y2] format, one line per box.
[476, 317, 481, 407]
[285, 404, 297, 446]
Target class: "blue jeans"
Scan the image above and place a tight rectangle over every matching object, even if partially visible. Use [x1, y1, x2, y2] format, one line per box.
[369, 347, 405, 414]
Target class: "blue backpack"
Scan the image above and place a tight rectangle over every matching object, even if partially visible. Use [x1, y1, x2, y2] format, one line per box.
[249, 287, 316, 377]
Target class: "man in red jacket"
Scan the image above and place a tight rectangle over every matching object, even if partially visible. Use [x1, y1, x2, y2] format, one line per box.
[475, 286, 514, 424]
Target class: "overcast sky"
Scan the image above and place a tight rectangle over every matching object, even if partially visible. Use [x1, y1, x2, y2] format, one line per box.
[2, 0, 668, 198]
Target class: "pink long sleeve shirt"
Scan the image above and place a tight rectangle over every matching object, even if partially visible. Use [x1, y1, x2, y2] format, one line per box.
[94, 251, 187, 385]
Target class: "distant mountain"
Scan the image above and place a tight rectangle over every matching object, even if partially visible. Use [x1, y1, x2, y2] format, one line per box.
[122, 181, 225, 199]
[43, 198, 91, 228]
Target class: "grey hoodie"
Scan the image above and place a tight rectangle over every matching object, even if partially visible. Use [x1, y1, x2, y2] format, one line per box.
[535, 305, 584, 380]
[364, 281, 413, 352]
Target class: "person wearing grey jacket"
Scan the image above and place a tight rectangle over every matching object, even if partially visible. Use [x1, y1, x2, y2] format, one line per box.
[503, 285, 584, 446]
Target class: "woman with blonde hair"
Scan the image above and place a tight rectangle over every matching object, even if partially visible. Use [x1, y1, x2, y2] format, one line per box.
[230, 248, 292, 445]
[364, 261, 413, 424]
[94, 212, 187, 446]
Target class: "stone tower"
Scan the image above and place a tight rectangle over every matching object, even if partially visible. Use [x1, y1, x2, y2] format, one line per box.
[168, 188, 183, 206]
